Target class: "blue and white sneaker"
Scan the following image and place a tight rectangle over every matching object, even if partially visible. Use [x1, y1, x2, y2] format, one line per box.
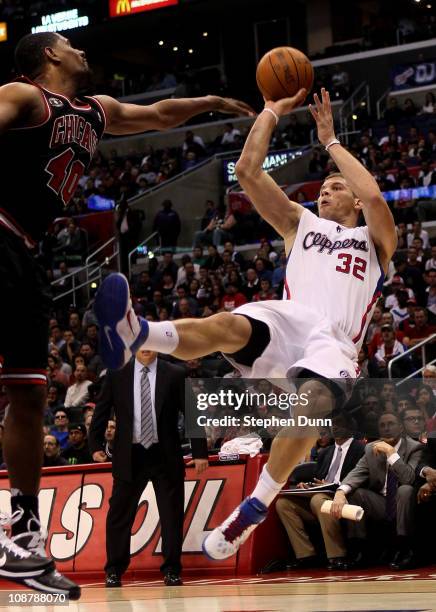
[94, 273, 149, 370]
[202, 497, 267, 560]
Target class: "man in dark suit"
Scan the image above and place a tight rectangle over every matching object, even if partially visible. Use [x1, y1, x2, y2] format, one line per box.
[275, 414, 365, 570]
[415, 431, 436, 562]
[88, 350, 208, 587]
[332, 412, 423, 570]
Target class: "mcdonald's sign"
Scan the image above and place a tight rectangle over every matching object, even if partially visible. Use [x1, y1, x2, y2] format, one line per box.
[109, 0, 178, 18]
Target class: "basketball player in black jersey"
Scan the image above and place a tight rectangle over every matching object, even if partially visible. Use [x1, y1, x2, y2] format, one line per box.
[0, 32, 254, 598]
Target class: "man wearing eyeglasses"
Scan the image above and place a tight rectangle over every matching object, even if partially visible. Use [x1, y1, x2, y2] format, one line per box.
[402, 407, 426, 441]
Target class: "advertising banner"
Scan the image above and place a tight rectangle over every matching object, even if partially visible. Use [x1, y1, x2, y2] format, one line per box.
[391, 60, 436, 90]
[109, 0, 178, 18]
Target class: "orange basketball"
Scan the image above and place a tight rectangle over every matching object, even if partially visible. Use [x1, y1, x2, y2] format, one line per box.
[256, 46, 314, 102]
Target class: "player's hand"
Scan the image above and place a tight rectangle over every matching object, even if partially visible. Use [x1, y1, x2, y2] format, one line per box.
[265, 88, 307, 118]
[187, 458, 209, 475]
[331, 490, 347, 519]
[210, 96, 256, 117]
[372, 441, 395, 457]
[308, 88, 336, 146]
[93, 450, 108, 463]
[418, 482, 433, 504]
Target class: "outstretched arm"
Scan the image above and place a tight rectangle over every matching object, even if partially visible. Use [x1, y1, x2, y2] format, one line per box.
[235, 88, 308, 251]
[94, 94, 255, 135]
[309, 88, 397, 272]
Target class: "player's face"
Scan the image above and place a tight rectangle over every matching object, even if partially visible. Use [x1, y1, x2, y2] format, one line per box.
[317, 177, 359, 223]
[52, 34, 90, 77]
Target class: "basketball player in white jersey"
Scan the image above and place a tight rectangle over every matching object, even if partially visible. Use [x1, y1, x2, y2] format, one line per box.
[95, 87, 397, 560]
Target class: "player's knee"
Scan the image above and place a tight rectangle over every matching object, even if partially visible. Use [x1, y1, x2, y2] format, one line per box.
[213, 312, 251, 345]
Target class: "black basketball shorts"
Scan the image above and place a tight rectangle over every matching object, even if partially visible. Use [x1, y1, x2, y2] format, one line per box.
[0, 226, 51, 386]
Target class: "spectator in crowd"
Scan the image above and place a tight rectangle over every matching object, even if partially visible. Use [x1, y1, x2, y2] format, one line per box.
[46, 385, 63, 415]
[373, 324, 408, 377]
[275, 414, 364, 570]
[417, 161, 436, 187]
[407, 221, 430, 249]
[182, 130, 206, 158]
[403, 98, 417, 119]
[416, 384, 436, 429]
[53, 219, 83, 257]
[176, 256, 200, 288]
[253, 278, 277, 301]
[220, 282, 247, 312]
[420, 92, 435, 115]
[60, 329, 81, 366]
[402, 407, 426, 441]
[64, 365, 92, 408]
[79, 342, 103, 380]
[220, 123, 241, 149]
[62, 424, 92, 465]
[43, 434, 68, 467]
[390, 290, 410, 327]
[384, 97, 404, 125]
[153, 200, 181, 249]
[48, 324, 65, 352]
[192, 246, 207, 267]
[425, 246, 436, 272]
[69, 312, 84, 341]
[332, 412, 423, 571]
[204, 245, 223, 271]
[156, 251, 179, 282]
[47, 354, 70, 389]
[404, 307, 436, 347]
[51, 410, 70, 450]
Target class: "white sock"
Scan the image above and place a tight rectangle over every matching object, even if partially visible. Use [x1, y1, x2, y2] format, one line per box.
[140, 321, 179, 353]
[250, 465, 287, 508]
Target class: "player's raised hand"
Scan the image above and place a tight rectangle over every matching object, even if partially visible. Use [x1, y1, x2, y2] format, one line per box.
[264, 88, 307, 118]
[309, 87, 336, 146]
[211, 96, 256, 117]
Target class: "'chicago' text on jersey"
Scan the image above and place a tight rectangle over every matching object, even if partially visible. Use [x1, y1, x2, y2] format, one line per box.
[49, 114, 98, 156]
[302, 231, 369, 255]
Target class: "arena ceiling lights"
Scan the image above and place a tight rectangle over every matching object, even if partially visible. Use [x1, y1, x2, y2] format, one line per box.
[109, 0, 179, 18]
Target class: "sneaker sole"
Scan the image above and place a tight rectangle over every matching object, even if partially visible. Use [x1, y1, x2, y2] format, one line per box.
[24, 577, 81, 600]
[94, 273, 131, 370]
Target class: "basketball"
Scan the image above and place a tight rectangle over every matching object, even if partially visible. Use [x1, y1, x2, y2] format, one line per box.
[256, 46, 314, 102]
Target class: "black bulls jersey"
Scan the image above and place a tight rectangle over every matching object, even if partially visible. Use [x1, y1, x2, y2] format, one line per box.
[0, 79, 106, 243]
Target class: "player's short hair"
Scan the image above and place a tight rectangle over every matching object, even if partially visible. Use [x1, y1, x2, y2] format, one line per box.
[15, 32, 59, 78]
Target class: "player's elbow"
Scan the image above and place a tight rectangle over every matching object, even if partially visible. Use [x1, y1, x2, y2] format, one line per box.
[235, 158, 261, 182]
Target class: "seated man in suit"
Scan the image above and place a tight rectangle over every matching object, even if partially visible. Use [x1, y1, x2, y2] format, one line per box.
[415, 431, 436, 562]
[89, 350, 208, 587]
[275, 413, 365, 570]
[332, 412, 423, 571]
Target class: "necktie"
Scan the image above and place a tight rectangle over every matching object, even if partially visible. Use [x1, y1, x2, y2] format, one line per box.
[385, 465, 398, 521]
[140, 366, 154, 449]
[326, 446, 342, 483]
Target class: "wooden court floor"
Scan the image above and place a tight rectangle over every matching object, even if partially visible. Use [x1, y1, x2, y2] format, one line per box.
[2, 569, 436, 611]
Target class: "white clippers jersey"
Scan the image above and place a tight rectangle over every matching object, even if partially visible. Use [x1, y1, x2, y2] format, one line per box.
[285, 208, 384, 349]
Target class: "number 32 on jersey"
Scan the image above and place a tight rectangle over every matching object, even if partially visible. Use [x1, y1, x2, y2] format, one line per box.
[336, 253, 367, 281]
